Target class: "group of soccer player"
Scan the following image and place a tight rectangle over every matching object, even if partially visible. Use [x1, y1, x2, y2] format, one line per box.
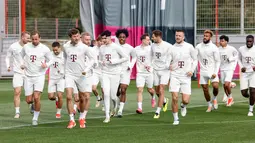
[5, 28, 255, 128]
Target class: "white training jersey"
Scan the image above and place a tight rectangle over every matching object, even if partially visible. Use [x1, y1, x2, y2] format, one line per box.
[99, 42, 129, 75]
[63, 41, 96, 77]
[196, 41, 220, 76]
[238, 45, 255, 73]
[219, 45, 238, 71]
[49, 51, 65, 80]
[20, 43, 53, 77]
[134, 45, 153, 74]
[92, 46, 101, 74]
[169, 42, 198, 77]
[5, 41, 25, 74]
[151, 41, 172, 71]
[119, 43, 136, 71]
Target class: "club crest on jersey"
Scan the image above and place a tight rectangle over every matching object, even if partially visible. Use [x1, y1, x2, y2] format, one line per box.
[53, 62, 58, 68]
[245, 57, 251, 63]
[70, 54, 77, 62]
[140, 56, 145, 62]
[155, 52, 161, 59]
[30, 55, 37, 62]
[105, 54, 111, 61]
[222, 55, 227, 61]
[178, 61, 184, 68]
[202, 59, 208, 65]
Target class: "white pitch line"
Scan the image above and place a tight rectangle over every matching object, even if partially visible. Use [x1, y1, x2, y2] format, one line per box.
[0, 100, 248, 130]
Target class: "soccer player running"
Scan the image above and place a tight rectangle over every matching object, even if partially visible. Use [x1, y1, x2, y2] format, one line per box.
[238, 35, 255, 116]
[115, 29, 136, 117]
[151, 30, 172, 119]
[5, 31, 30, 118]
[219, 35, 238, 106]
[135, 33, 156, 114]
[20, 31, 53, 126]
[169, 30, 198, 125]
[81, 32, 103, 107]
[64, 28, 96, 128]
[99, 30, 128, 123]
[196, 30, 220, 112]
[47, 42, 65, 118]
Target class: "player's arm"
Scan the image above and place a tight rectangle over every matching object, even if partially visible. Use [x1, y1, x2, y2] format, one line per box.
[213, 47, 221, 75]
[84, 47, 97, 73]
[5, 47, 12, 71]
[190, 46, 198, 73]
[237, 48, 246, 72]
[165, 45, 172, 70]
[110, 47, 128, 65]
[18, 47, 26, 69]
[44, 48, 54, 68]
[228, 47, 238, 62]
[129, 47, 137, 69]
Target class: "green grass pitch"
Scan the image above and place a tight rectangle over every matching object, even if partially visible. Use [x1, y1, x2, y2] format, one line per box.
[0, 79, 254, 143]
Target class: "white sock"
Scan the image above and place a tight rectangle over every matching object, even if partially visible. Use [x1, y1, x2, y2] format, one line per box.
[84, 110, 88, 119]
[73, 104, 77, 111]
[152, 95, 155, 99]
[173, 112, 179, 121]
[96, 95, 101, 100]
[164, 97, 167, 103]
[79, 112, 85, 119]
[138, 102, 142, 109]
[249, 105, 254, 112]
[55, 97, 58, 101]
[118, 102, 125, 113]
[156, 107, 161, 114]
[15, 107, 20, 114]
[69, 114, 74, 121]
[181, 103, 186, 108]
[213, 96, 217, 100]
[56, 108, 62, 114]
[228, 94, 232, 98]
[104, 95, 110, 119]
[32, 111, 40, 121]
[208, 101, 212, 107]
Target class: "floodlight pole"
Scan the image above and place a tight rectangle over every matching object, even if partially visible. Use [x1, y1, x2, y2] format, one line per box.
[21, 0, 26, 32]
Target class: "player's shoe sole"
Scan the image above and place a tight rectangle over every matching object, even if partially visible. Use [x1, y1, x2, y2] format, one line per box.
[153, 113, 160, 119]
[173, 120, 179, 125]
[67, 121, 76, 129]
[14, 113, 20, 119]
[163, 98, 169, 112]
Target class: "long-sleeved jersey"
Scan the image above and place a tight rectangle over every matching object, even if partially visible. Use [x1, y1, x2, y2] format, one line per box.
[119, 43, 136, 71]
[219, 45, 238, 71]
[134, 45, 153, 74]
[238, 45, 255, 73]
[99, 42, 128, 75]
[169, 42, 198, 77]
[20, 43, 53, 77]
[49, 51, 65, 80]
[5, 41, 24, 74]
[63, 41, 96, 77]
[151, 41, 172, 71]
[92, 46, 101, 74]
[196, 41, 220, 76]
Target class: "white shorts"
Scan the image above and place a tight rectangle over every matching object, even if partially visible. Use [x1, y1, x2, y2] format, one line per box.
[48, 78, 65, 93]
[220, 70, 234, 83]
[136, 73, 153, 88]
[153, 70, 170, 86]
[240, 72, 255, 90]
[169, 76, 191, 95]
[65, 75, 92, 93]
[199, 74, 219, 85]
[120, 70, 131, 85]
[102, 73, 120, 98]
[13, 73, 25, 88]
[24, 75, 45, 96]
[92, 72, 103, 88]
[73, 84, 78, 94]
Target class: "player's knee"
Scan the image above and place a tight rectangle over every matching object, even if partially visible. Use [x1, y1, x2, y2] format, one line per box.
[33, 96, 40, 102]
[172, 95, 178, 103]
[241, 89, 249, 98]
[182, 99, 189, 105]
[202, 86, 209, 93]
[137, 88, 143, 93]
[147, 88, 154, 94]
[26, 98, 33, 104]
[249, 87, 255, 93]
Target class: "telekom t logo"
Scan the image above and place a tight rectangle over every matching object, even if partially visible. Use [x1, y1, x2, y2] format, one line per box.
[155, 52, 161, 59]
[70, 54, 77, 62]
[245, 57, 251, 63]
[30, 55, 37, 62]
[178, 61, 184, 68]
[105, 54, 111, 61]
[140, 56, 145, 62]
[53, 62, 58, 68]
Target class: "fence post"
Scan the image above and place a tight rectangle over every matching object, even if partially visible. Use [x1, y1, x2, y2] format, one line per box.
[56, 18, 58, 41]
[34, 18, 37, 30]
[240, 0, 244, 35]
[13, 17, 16, 34]
[75, 18, 78, 28]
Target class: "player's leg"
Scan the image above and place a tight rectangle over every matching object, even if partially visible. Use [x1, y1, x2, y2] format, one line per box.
[200, 75, 212, 112]
[102, 74, 111, 123]
[146, 73, 156, 108]
[65, 75, 76, 128]
[211, 81, 219, 110]
[55, 78, 64, 118]
[247, 73, 255, 116]
[224, 71, 234, 106]
[48, 79, 57, 109]
[24, 77, 34, 115]
[221, 71, 228, 102]
[92, 73, 102, 107]
[160, 71, 170, 112]
[153, 70, 161, 118]
[117, 70, 130, 117]
[12, 73, 24, 118]
[110, 74, 121, 118]
[136, 74, 145, 114]
[31, 75, 45, 126]
[169, 76, 180, 125]
[180, 77, 191, 119]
